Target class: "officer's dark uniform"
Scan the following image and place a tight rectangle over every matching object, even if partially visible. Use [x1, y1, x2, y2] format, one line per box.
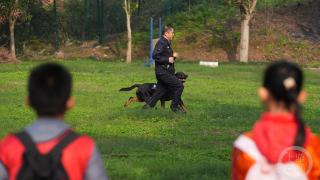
[146, 36, 184, 111]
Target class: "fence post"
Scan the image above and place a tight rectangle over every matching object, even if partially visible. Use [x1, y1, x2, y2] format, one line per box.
[149, 18, 153, 66]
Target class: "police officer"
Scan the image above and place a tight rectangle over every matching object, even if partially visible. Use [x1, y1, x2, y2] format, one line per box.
[144, 25, 184, 113]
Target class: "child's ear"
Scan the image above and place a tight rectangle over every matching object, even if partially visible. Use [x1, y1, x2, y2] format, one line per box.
[66, 97, 75, 111]
[298, 90, 307, 104]
[258, 87, 269, 102]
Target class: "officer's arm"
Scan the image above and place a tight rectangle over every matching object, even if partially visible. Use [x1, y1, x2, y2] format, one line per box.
[152, 41, 169, 64]
[0, 161, 8, 180]
[84, 145, 108, 180]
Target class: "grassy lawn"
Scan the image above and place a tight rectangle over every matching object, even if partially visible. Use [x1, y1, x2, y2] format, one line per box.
[1, 60, 320, 179]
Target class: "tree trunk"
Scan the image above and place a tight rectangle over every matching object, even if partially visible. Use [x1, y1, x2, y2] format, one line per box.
[137, 0, 141, 15]
[9, 17, 17, 61]
[124, 0, 132, 63]
[239, 15, 250, 62]
[126, 13, 132, 63]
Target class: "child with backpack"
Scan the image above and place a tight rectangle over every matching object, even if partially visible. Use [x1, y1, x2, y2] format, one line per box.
[231, 61, 320, 180]
[0, 63, 107, 180]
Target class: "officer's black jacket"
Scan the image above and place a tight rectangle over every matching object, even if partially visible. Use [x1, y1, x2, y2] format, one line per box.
[152, 36, 175, 75]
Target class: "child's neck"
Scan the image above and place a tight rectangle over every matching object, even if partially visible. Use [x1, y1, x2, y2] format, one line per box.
[267, 102, 292, 114]
[38, 114, 64, 120]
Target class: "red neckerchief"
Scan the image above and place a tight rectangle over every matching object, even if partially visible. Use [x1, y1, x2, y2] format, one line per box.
[252, 112, 311, 164]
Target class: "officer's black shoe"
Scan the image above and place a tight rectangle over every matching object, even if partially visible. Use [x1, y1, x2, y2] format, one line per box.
[170, 105, 186, 114]
[142, 104, 153, 110]
[178, 105, 187, 113]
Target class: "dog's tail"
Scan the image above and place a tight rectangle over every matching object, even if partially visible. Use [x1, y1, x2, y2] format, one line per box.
[119, 84, 141, 92]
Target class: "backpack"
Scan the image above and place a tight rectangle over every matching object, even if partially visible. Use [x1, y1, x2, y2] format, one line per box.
[14, 130, 79, 180]
[234, 134, 308, 180]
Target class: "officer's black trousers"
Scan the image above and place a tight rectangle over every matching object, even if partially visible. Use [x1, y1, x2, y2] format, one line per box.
[147, 73, 184, 108]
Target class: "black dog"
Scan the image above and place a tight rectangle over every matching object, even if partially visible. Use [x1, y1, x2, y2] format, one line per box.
[119, 72, 188, 111]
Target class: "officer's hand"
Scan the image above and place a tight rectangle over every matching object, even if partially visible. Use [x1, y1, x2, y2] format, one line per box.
[173, 52, 178, 58]
[173, 52, 178, 60]
[169, 57, 175, 64]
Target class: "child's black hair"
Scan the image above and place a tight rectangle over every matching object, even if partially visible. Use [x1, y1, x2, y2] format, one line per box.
[28, 63, 72, 116]
[263, 60, 305, 147]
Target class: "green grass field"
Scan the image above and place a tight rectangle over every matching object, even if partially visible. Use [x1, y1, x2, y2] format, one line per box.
[1, 60, 320, 179]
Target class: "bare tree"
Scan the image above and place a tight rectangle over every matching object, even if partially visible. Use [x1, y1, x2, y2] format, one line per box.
[123, 0, 132, 63]
[0, 0, 33, 63]
[230, 0, 258, 62]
